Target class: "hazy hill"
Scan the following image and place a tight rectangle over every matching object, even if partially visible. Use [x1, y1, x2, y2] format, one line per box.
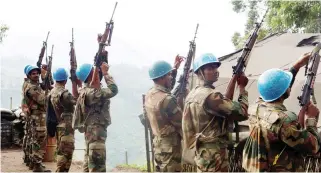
[1, 56, 154, 169]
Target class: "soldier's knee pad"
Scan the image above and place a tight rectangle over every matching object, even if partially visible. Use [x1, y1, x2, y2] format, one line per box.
[88, 142, 106, 164]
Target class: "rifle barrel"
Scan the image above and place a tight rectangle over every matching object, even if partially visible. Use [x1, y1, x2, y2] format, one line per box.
[110, 2, 118, 22]
[193, 23, 199, 43]
[45, 31, 50, 43]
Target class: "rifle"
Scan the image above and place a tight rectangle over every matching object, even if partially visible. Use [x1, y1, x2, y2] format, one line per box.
[37, 31, 50, 68]
[69, 28, 78, 83]
[172, 24, 199, 101]
[225, 9, 268, 143]
[298, 43, 321, 128]
[94, 2, 118, 67]
[44, 45, 54, 96]
[142, 94, 151, 172]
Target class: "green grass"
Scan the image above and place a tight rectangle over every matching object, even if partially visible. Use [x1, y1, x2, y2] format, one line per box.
[115, 163, 148, 172]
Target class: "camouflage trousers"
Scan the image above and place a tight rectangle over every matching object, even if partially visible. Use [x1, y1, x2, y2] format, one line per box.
[56, 116, 75, 172]
[23, 117, 32, 163]
[30, 113, 47, 164]
[83, 124, 107, 172]
[194, 143, 229, 172]
[153, 135, 182, 172]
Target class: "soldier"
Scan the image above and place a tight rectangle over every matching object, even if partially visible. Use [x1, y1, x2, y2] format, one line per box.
[48, 68, 76, 172]
[144, 56, 184, 172]
[243, 53, 321, 172]
[73, 62, 118, 172]
[23, 65, 51, 172]
[182, 53, 249, 172]
[22, 64, 31, 166]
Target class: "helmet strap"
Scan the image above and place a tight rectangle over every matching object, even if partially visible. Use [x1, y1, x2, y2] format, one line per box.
[199, 69, 214, 86]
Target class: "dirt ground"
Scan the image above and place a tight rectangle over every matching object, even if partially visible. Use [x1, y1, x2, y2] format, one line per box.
[1, 147, 143, 172]
[1, 147, 83, 172]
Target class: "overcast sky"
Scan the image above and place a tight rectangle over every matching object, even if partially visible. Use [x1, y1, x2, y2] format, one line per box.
[0, 0, 247, 70]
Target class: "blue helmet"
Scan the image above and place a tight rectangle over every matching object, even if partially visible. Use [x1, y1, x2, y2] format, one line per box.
[193, 53, 221, 73]
[24, 65, 32, 75]
[76, 63, 93, 82]
[257, 68, 293, 102]
[149, 60, 173, 80]
[26, 65, 41, 75]
[53, 68, 69, 82]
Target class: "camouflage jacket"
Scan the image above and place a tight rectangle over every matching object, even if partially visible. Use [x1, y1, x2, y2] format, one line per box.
[21, 78, 30, 116]
[182, 83, 248, 148]
[243, 98, 321, 172]
[23, 79, 46, 114]
[73, 74, 118, 130]
[49, 84, 76, 126]
[145, 84, 182, 138]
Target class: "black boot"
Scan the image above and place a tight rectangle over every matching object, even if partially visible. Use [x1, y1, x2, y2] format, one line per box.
[25, 157, 30, 166]
[32, 163, 51, 172]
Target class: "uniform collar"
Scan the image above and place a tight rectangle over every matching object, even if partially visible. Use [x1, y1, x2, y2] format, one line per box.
[198, 79, 215, 89]
[54, 83, 65, 89]
[29, 79, 39, 85]
[154, 84, 170, 93]
[256, 97, 287, 111]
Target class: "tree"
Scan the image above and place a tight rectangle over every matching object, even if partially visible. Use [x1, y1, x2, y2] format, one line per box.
[231, 1, 321, 49]
[0, 24, 9, 43]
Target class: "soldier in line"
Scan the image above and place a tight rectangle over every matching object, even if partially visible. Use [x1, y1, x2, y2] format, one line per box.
[144, 56, 184, 172]
[182, 53, 249, 172]
[23, 65, 51, 172]
[21, 64, 31, 167]
[48, 68, 77, 172]
[243, 53, 320, 172]
[73, 62, 118, 172]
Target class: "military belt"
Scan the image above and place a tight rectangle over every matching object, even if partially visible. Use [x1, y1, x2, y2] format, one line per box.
[198, 142, 226, 148]
[30, 110, 45, 115]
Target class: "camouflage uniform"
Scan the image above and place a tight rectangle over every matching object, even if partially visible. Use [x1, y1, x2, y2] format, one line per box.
[21, 78, 32, 165]
[73, 74, 118, 172]
[243, 98, 321, 172]
[145, 84, 182, 172]
[49, 84, 76, 172]
[182, 82, 248, 172]
[23, 79, 47, 169]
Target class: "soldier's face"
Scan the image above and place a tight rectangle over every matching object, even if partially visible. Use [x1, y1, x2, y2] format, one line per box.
[29, 70, 39, 82]
[202, 64, 219, 82]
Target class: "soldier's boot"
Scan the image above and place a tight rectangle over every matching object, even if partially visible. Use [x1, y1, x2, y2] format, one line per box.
[32, 163, 51, 172]
[25, 157, 30, 166]
[29, 162, 34, 170]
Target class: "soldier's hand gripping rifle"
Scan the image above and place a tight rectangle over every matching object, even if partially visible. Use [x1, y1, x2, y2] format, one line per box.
[69, 28, 81, 86]
[298, 43, 321, 128]
[44, 45, 54, 95]
[225, 9, 268, 143]
[91, 2, 118, 89]
[37, 32, 54, 87]
[94, 2, 118, 68]
[172, 24, 199, 103]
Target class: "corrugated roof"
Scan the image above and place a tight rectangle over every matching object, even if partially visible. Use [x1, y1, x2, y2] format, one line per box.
[188, 32, 321, 127]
